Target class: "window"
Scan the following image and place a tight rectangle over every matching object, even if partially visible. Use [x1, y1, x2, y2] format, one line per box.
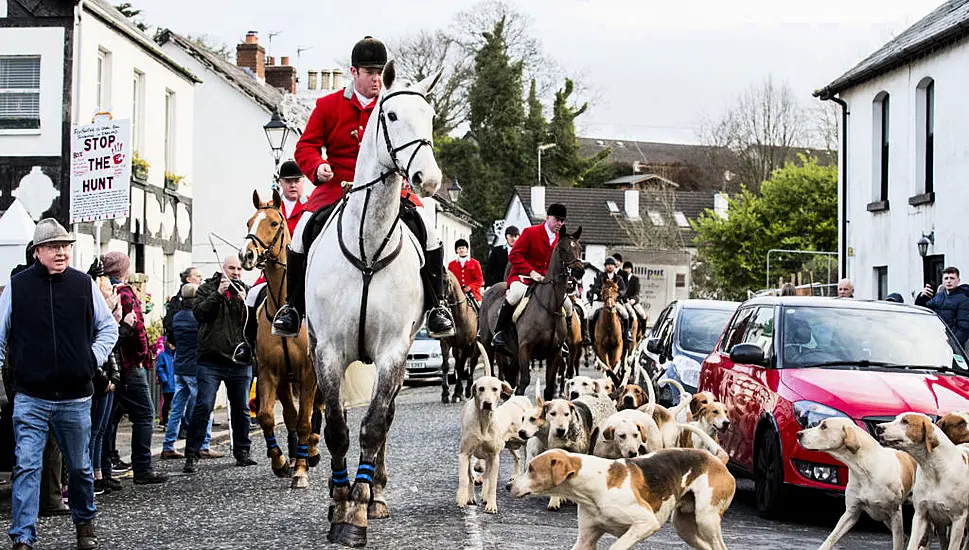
[164, 89, 176, 173]
[606, 201, 620, 214]
[675, 273, 686, 288]
[96, 48, 112, 111]
[647, 211, 664, 225]
[674, 211, 690, 228]
[916, 78, 934, 195]
[0, 56, 41, 130]
[132, 70, 145, 152]
[874, 266, 888, 301]
[722, 307, 756, 352]
[872, 92, 890, 203]
[743, 307, 775, 358]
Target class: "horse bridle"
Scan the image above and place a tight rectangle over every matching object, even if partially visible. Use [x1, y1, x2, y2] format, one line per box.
[244, 205, 288, 314]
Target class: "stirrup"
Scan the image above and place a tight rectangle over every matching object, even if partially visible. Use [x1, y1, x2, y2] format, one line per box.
[426, 307, 455, 339]
[272, 306, 301, 338]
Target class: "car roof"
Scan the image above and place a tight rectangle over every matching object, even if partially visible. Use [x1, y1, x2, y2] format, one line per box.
[678, 299, 741, 310]
[740, 296, 935, 315]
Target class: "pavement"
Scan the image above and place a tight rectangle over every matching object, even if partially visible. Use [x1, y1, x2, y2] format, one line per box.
[0, 370, 898, 549]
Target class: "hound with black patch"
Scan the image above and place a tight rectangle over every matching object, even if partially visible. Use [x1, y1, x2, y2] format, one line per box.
[877, 412, 969, 550]
[511, 448, 735, 550]
[799, 417, 916, 550]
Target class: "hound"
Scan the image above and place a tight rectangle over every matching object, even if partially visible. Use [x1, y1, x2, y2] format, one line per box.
[594, 409, 663, 458]
[565, 375, 605, 400]
[511, 448, 735, 550]
[683, 401, 730, 445]
[937, 411, 969, 444]
[798, 418, 916, 550]
[877, 412, 969, 550]
[456, 376, 516, 514]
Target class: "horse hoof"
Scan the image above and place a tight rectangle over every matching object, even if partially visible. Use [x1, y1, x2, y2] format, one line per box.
[331, 523, 367, 548]
[273, 464, 294, 478]
[441, 394, 450, 404]
[291, 474, 309, 489]
[307, 453, 321, 468]
[327, 504, 335, 522]
[368, 502, 390, 519]
[451, 395, 462, 404]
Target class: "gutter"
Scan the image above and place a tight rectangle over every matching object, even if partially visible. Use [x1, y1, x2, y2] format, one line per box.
[814, 87, 849, 278]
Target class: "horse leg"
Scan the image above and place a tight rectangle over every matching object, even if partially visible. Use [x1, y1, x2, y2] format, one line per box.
[546, 351, 562, 402]
[308, 387, 324, 468]
[440, 342, 451, 404]
[257, 370, 290, 478]
[290, 377, 317, 489]
[320, 360, 352, 544]
[517, 344, 534, 399]
[452, 350, 467, 403]
[368, 402, 394, 520]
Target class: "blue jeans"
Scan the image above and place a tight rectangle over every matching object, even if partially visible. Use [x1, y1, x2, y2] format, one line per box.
[89, 391, 114, 473]
[163, 375, 212, 452]
[9, 394, 96, 546]
[116, 367, 155, 475]
[186, 363, 251, 456]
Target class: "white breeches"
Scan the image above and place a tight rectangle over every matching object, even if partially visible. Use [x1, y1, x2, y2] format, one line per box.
[290, 206, 439, 253]
[572, 300, 587, 318]
[506, 281, 527, 305]
[563, 297, 574, 317]
[591, 301, 629, 319]
[632, 303, 647, 319]
[245, 282, 266, 307]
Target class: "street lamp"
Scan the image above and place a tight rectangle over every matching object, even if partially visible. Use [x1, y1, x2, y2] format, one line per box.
[537, 143, 556, 186]
[263, 107, 290, 171]
[917, 231, 935, 258]
[447, 178, 462, 203]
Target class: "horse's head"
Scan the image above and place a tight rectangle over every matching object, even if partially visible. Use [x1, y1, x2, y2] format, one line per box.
[554, 225, 584, 274]
[377, 60, 443, 197]
[602, 279, 619, 311]
[240, 188, 289, 271]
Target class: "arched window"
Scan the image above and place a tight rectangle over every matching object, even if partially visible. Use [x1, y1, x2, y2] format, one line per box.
[872, 92, 890, 203]
[916, 78, 935, 196]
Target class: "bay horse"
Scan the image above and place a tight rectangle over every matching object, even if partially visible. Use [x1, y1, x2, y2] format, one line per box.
[440, 271, 480, 403]
[594, 279, 623, 372]
[240, 188, 324, 489]
[563, 295, 583, 384]
[478, 227, 584, 401]
[303, 61, 444, 547]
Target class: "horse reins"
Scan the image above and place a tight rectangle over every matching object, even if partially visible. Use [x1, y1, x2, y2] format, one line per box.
[244, 206, 288, 318]
[336, 88, 434, 361]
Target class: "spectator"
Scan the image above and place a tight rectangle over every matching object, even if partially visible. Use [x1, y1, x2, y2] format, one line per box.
[183, 256, 257, 473]
[154, 337, 175, 428]
[0, 219, 118, 550]
[102, 251, 168, 485]
[163, 267, 202, 351]
[837, 278, 854, 298]
[484, 225, 519, 288]
[161, 283, 218, 460]
[780, 283, 797, 296]
[885, 293, 905, 303]
[90, 273, 122, 496]
[916, 266, 969, 344]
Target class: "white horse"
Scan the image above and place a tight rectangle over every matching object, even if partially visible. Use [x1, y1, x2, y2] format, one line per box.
[303, 60, 443, 547]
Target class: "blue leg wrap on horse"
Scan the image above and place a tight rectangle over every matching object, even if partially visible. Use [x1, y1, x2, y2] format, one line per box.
[355, 462, 375, 484]
[332, 467, 349, 486]
[296, 444, 309, 459]
[265, 435, 279, 450]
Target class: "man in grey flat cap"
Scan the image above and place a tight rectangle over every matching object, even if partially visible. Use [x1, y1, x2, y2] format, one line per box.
[0, 218, 118, 550]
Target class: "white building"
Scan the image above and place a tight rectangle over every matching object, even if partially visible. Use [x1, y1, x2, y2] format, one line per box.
[157, 30, 300, 281]
[815, 0, 969, 301]
[421, 192, 480, 261]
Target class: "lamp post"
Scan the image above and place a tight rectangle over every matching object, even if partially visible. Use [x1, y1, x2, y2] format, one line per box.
[537, 143, 556, 186]
[918, 231, 935, 258]
[447, 178, 462, 203]
[263, 107, 291, 176]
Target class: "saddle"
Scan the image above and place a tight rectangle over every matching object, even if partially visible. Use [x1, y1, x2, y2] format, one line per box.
[301, 197, 429, 255]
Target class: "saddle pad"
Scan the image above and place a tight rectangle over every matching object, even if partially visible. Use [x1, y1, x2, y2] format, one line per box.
[512, 296, 531, 323]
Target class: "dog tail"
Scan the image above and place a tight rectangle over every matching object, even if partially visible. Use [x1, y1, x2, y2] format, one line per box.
[658, 378, 687, 398]
[641, 364, 656, 405]
[679, 424, 729, 464]
[476, 340, 493, 378]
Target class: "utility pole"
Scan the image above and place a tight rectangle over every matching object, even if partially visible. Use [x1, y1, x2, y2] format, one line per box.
[537, 143, 556, 186]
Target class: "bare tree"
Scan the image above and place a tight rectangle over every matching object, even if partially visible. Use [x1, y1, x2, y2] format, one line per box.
[811, 100, 840, 153]
[698, 76, 808, 192]
[616, 183, 687, 251]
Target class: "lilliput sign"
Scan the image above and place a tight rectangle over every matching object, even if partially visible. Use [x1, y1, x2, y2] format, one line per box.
[70, 119, 132, 224]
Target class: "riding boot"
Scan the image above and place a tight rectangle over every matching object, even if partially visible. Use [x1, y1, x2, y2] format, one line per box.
[272, 247, 306, 338]
[423, 247, 455, 339]
[491, 300, 515, 350]
[580, 315, 592, 346]
[622, 316, 633, 345]
[245, 306, 258, 349]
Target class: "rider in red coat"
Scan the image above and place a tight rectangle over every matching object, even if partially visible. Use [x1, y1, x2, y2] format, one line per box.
[447, 239, 483, 302]
[272, 36, 453, 339]
[492, 203, 573, 349]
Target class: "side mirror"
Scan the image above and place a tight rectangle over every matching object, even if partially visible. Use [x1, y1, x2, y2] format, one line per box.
[729, 343, 765, 365]
[646, 337, 661, 355]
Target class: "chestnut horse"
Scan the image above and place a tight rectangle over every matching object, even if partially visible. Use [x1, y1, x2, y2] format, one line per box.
[240, 189, 324, 489]
[440, 271, 481, 403]
[594, 279, 623, 372]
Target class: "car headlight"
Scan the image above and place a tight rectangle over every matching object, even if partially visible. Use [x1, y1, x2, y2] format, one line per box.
[793, 401, 849, 429]
[430, 351, 442, 358]
[672, 355, 701, 388]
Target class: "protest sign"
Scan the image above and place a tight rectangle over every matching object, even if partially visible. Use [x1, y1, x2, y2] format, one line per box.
[70, 119, 131, 223]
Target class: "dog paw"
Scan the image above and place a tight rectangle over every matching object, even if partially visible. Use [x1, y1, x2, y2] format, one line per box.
[484, 501, 498, 514]
[474, 475, 483, 486]
[547, 496, 561, 511]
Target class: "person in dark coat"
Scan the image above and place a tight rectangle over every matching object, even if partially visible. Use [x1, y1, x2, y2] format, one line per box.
[484, 225, 519, 288]
[163, 267, 203, 351]
[916, 266, 969, 344]
[588, 257, 632, 344]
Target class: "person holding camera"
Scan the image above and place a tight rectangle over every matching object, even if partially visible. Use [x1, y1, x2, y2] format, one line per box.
[183, 256, 257, 473]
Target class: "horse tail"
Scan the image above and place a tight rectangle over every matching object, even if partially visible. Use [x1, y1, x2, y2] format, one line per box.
[476, 340, 493, 378]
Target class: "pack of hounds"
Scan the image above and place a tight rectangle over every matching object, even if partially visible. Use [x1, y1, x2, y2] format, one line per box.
[457, 372, 969, 549]
[457, 373, 735, 550]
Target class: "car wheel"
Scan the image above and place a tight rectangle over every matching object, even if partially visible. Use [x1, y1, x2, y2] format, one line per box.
[754, 429, 787, 519]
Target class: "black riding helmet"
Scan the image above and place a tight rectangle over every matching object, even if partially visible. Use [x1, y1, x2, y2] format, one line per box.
[455, 238, 469, 251]
[351, 36, 387, 69]
[604, 257, 618, 267]
[278, 160, 302, 180]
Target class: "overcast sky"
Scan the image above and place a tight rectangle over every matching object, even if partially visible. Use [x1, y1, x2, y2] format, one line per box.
[135, 0, 941, 144]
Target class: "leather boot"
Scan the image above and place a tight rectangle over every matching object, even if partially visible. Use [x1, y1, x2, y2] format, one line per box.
[244, 305, 258, 349]
[76, 523, 98, 550]
[272, 247, 306, 338]
[622, 316, 633, 345]
[423, 247, 455, 338]
[491, 300, 515, 350]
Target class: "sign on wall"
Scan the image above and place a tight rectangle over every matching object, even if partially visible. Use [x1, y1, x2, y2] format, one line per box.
[69, 119, 131, 223]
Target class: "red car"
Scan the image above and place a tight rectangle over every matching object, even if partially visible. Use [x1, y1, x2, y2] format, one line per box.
[699, 296, 969, 519]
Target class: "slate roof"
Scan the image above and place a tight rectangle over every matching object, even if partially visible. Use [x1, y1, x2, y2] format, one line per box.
[85, 0, 200, 83]
[817, 0, 969, 97]
[578, 137, 715, 167]
[155, 30, 282, 113]
[513, 186, 716, 247]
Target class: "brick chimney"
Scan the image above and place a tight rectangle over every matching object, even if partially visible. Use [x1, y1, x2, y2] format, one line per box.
[236, 31, 266, 80]
[266, 55, 296, 93]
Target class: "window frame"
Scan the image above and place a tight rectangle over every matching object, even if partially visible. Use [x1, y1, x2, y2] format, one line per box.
[721, 307, 756, 354]
[741, 306, 776, 363]
[164, 89, 176, 174]
[0, 55, 42, 131]
[96, 47, 112, 112]
[131, 69, 145, 153]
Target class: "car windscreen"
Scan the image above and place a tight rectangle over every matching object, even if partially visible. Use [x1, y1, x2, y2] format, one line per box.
[781, 306, 969, 372]
[677, 308, 735, 355]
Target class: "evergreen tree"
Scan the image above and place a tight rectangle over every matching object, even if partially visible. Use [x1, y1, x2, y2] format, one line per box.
[523, 79, 548, 184]
[544, 78, 608, 186]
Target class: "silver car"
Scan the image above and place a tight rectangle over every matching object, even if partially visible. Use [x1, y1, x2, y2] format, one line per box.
[405, 326, 451, 382]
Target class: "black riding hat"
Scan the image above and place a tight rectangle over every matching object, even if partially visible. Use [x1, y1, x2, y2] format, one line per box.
[622, 261, 633, 270]
[455, 238, 469, 250]
[547, 203, 567, 219]
[351, 36, 388, 69]
[278, 160, 302, 180]
[504, 225, 520, 236]
[604, 257, 618, 266]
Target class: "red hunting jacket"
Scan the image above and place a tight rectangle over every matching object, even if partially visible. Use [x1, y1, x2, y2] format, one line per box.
[448, 258, 484, 301]
[295, 87, 422, 212]
[507, 223, 558, 287]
